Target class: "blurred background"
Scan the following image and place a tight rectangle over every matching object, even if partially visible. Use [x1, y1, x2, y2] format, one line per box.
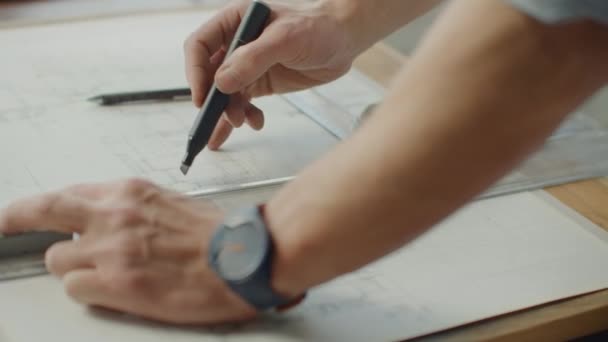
[1, 0, 607, 127]
[385, 2, 608, 127]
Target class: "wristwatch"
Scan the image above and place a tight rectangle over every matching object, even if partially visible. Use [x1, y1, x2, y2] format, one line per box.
[208, 204, 305, 311]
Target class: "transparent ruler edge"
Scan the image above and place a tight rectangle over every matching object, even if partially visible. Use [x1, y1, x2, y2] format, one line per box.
[283, 70, 608, 197]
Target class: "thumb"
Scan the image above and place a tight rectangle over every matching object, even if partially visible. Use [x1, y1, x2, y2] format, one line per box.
[215, 27, 293, 94]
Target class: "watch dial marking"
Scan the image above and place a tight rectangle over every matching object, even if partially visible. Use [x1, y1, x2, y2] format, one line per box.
[216, 222, 267, 281]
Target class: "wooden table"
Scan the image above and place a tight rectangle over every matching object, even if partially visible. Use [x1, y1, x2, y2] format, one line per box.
[2, 1, 608, 341]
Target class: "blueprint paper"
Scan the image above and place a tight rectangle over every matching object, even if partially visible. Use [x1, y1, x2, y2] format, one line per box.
[1, 190, 608, 341]
[1, 10, 608, 342]
[0, 11, 338, 208]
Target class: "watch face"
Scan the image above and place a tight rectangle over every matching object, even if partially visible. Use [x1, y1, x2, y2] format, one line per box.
[215, 221, 268, 281]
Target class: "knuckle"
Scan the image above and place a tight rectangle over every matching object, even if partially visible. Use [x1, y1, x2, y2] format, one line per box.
[224, 105, 244, 121]
[183, 33, 196, 53]
[117, 178, 156, 198]
[64, 183, 88, 195]
[228, 0, 250, 15]
[114, 231, 141, 257]
[34, 193, 61, 216]
[107, 206, 145, 228]
[302, 16, 316, 34]
[116, 270, 148, 292]
[275, 21, 298, 45]
[111, 230, 150, 264]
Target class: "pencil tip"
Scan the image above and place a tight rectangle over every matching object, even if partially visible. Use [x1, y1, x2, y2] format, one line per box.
[180, 164, 190, 175]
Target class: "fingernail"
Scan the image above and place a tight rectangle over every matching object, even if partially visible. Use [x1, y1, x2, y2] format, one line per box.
[232, 119, 244, 128]
[225, 114, 243, 128]
[246, 116, 263, 131]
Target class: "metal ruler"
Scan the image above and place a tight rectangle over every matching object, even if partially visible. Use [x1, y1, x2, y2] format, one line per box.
[0, 254, 47, 281]
[0, 232, 70, 281]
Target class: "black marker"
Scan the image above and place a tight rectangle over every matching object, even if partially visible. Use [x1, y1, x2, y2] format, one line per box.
[180, 0, 271, 175]
[88, 88, 191, 106]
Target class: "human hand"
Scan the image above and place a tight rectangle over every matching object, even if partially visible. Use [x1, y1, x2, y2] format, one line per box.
[0, 179, 257, 325]
[184, 0, 359, 149]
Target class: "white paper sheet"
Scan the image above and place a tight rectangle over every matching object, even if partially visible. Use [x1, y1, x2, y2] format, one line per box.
[1, 191, 607, 341]
[0, 10, 338, 208]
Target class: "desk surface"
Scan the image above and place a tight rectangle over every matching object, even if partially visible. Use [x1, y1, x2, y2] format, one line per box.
[2, 1, 608, 341]
[356, 45, 608, 342]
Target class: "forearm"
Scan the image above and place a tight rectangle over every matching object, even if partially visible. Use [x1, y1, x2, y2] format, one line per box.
[323, 0, 442, 54]
[268, 0, 608, 296]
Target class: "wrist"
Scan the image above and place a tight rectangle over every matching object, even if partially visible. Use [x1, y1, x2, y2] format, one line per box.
[263, 174, 359, 300]
[263, 200, 311, 299]
[320, 0, 442, 54]
[318, 0, 375, 54]
[264, 190, 332, 299]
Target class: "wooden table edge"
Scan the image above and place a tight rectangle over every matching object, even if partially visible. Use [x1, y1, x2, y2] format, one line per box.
[354, 43, 608, 341]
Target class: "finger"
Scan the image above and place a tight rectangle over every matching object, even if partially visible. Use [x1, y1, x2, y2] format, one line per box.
[64, 183, 108, 200]
[45, 239, 94, 276]
[215, 25, 296, 94]
[184, 2, 247, 107]
[191, 47, 228, 108]
[210, 47, 227, 66]
[64, 269, 167, 323]
[224, 93, 247, 127]
[244, 102, 264, 130]
[208, 117, 234, 151]
[0, 192, 94, 235]
[64, 270, 118, 309]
